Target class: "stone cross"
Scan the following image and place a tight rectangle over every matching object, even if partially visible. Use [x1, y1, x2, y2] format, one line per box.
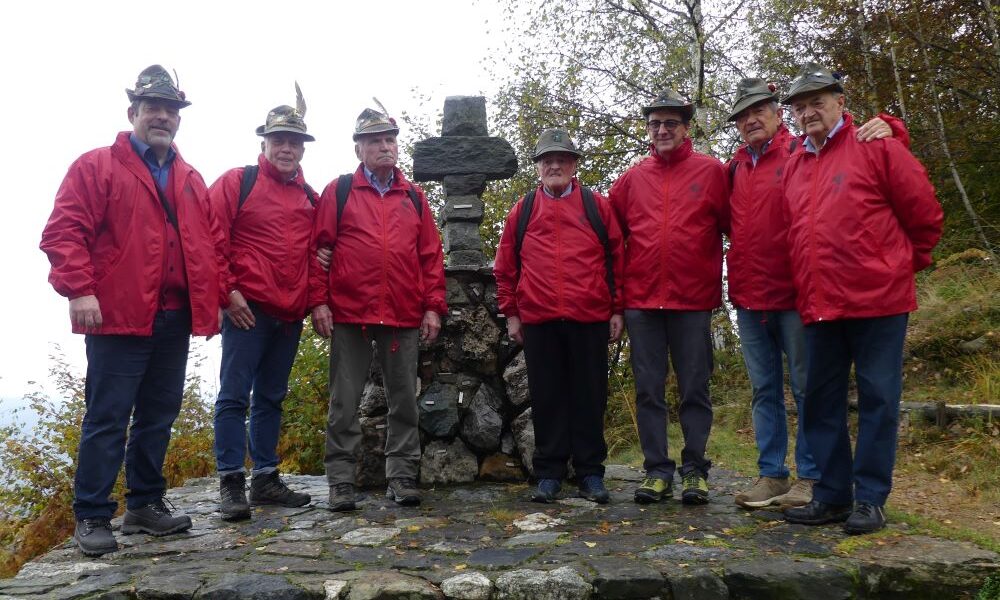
[412, 96, 517, 269]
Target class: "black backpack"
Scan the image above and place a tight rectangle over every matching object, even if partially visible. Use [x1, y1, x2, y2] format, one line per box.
[237, 165, 318, 212]
[514, 186, 615, 299]
[333, 173, 421, 223]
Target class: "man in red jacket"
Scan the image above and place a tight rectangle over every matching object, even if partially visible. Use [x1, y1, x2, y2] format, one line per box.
[494, 128, 625, 504]
[310, 106, 447, 511]
[609, 90, 729, 505]
[40, 65, 223, 556]
[779, 63, 943, 534]
[208, 90, 318, 521]
[726, 79, 901, 510]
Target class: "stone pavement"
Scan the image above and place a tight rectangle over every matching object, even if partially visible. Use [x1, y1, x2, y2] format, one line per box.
[3, 466, 997, 599]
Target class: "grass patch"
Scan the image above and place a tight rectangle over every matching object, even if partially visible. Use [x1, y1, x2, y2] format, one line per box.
[899, 416, 1000, 505]
[885, 507, 1000, 554]
[486, 505, 524, 526]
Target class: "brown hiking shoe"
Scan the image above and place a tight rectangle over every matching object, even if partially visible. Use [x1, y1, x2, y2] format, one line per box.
[775, 478, 815, 508]
[735, 476, 791, 509]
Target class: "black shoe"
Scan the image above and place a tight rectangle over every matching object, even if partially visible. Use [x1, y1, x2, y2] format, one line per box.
[219, 472, 250, 521]
[328, 482, 358, 512]
[249, 470, 311, 507]
[74, 518, 118, 556]
[122, 498, 192, 536]
[530, 478, 561, 503]
[783, 499, 852, 526]
[844, 502, 886, 535]
[578, 475, 610, 504]
[386, 477, 421, 506]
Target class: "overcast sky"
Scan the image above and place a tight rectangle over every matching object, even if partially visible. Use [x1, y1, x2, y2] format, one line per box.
[0, 0, 506, 407]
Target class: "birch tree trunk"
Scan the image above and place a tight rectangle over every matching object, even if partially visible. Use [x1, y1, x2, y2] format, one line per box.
[982, 0, 1000, 82]
[884, 10, 908, 121]
[856, 0, 879, 115]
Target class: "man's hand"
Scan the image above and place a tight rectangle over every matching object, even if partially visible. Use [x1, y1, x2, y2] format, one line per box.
[317, 246, 332, 271]
[69, 295, 102, 332]
[420, 310, 441, 343]
[856, 117, 892, 142]
[609, 314, 624, 342]
[225, 290, 255, 330]
[311, 304, 333, 338]
[506, 315, 524, 346]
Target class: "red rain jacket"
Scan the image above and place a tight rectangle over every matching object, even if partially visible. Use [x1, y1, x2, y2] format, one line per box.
[782, 112, 942, 325]
[727, 116, 910, 311]
[308, 165, 447, 327]
[494, 181, 625, 324]
[609, 138, 730, 311]
[41, 131, 224, 336]
[210, 155, 315, 322]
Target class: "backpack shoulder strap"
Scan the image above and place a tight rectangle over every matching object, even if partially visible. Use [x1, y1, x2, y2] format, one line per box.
[406, 185, 422, 217]
[580, 186, 615, 299]
[335, 174, 353, 223]
[788, 138, 800, 153]
[238, 165, 259, 213]
[303, 183, 318, 207]
[728, 160, 738, 186]
[514, 189, 537, 275]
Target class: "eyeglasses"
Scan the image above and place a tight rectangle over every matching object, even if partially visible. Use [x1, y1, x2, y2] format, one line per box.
[647, 119, 684, 131]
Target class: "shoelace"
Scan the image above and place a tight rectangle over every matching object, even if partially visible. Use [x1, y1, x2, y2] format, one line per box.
[81, 518, 111, 534]
[148, 496, 178, 516]
[854, 503, 882, 519]
[333, 482, 355, 496]
[221, 480, 244, 502]
[682, 473, 703, 489]
[394, 478, 418, 490]
[640, 477, 661, 489]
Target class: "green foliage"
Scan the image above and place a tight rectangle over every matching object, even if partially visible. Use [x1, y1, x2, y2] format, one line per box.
[979, 574, 1000, 600]
[276, 323, 330, 475]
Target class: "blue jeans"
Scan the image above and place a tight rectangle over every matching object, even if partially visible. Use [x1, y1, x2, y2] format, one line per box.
[736, 308, 817, 480]
[74, 310, 191, 520]
[803, 314, 908, 506]
[214, 305, 303, 475]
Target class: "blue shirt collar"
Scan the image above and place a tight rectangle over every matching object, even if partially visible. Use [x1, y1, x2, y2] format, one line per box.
[804, 116, 845, 154]
[746, 139, 772, 166]
[129, 132, 176, 166]
[542, 181, 574, 198]
[363, 164, 394, 196]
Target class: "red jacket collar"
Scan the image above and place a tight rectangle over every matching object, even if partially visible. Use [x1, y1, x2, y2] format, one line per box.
[649, 136, 693, 166]
[733, 124, 795, 165]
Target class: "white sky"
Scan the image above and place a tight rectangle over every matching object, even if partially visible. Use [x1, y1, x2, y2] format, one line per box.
[0, 0, 506, 405]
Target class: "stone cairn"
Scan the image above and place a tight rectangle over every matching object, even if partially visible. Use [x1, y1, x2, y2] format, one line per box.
[352, 96, 542, 487]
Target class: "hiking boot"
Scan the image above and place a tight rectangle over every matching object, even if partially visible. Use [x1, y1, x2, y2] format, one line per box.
[531, 478, 561, 503]
[734, 476, 790, 509]
[578, 475, 610, 504]
[783, 499, 852, 526]
[386, 477, 421, 506]
[843, 502, 886, 535]
[250, 470, 311, 507]
[328, 482, 357, 512]
[775, 478, 815, 508]
[122, 498, 192, 536]
[681, 471, 710, 505]
[219, 472, 251, 521]
[74, 518, 118, 556]
[634, 477, 671, 504]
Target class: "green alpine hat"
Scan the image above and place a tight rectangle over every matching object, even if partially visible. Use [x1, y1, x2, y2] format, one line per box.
[532, 128, 582, 162]
[727, 78, 779, 122]
[641, 89, 694, 122]
[256, 83, 315, 141]
[353, 105, 399, 141]
[126, 65, 191, 108]
[780, 62, 844, 104]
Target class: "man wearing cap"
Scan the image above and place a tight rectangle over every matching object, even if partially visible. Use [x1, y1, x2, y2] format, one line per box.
[494, 128, 625, 504]
[309, 106, 447, 511]
[777, 62, 942, 534]
[40, 65, 223, 556]
[726, 78, 905, 510]
[207, 87, 318, 521]
[608, 90, 729, 506]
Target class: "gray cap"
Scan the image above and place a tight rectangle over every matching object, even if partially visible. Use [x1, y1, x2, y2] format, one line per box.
[727, 78, 779, 121]
[780, 62, 844, 104]
[126, 64, 191, 108]
[641, 89, 694, 121]
[353, 107, 399, 141]
[532, 128, 582, 161]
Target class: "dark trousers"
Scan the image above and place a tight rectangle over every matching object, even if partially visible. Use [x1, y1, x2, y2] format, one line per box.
[74, 310, 191, 520]
[625, 309, 713, 480]
[522, 320, 609, 480]
[803, 314, 908, 507]
[214, 304, 303, 475]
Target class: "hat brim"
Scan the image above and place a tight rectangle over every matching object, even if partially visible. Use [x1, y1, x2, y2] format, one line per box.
[353, 124, 400, 142]
[126, 90, 192, 108]
[641, 103, 694, 122]
[727, 94, 780, 122]
[255, 125, 316, 142]
[532, 146, 583, 162]
[780, 82, 844, 104]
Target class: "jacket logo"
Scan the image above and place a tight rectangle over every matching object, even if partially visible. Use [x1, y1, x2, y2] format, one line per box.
[689, 182, 702, 198]
[831, 173, 845, 192]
